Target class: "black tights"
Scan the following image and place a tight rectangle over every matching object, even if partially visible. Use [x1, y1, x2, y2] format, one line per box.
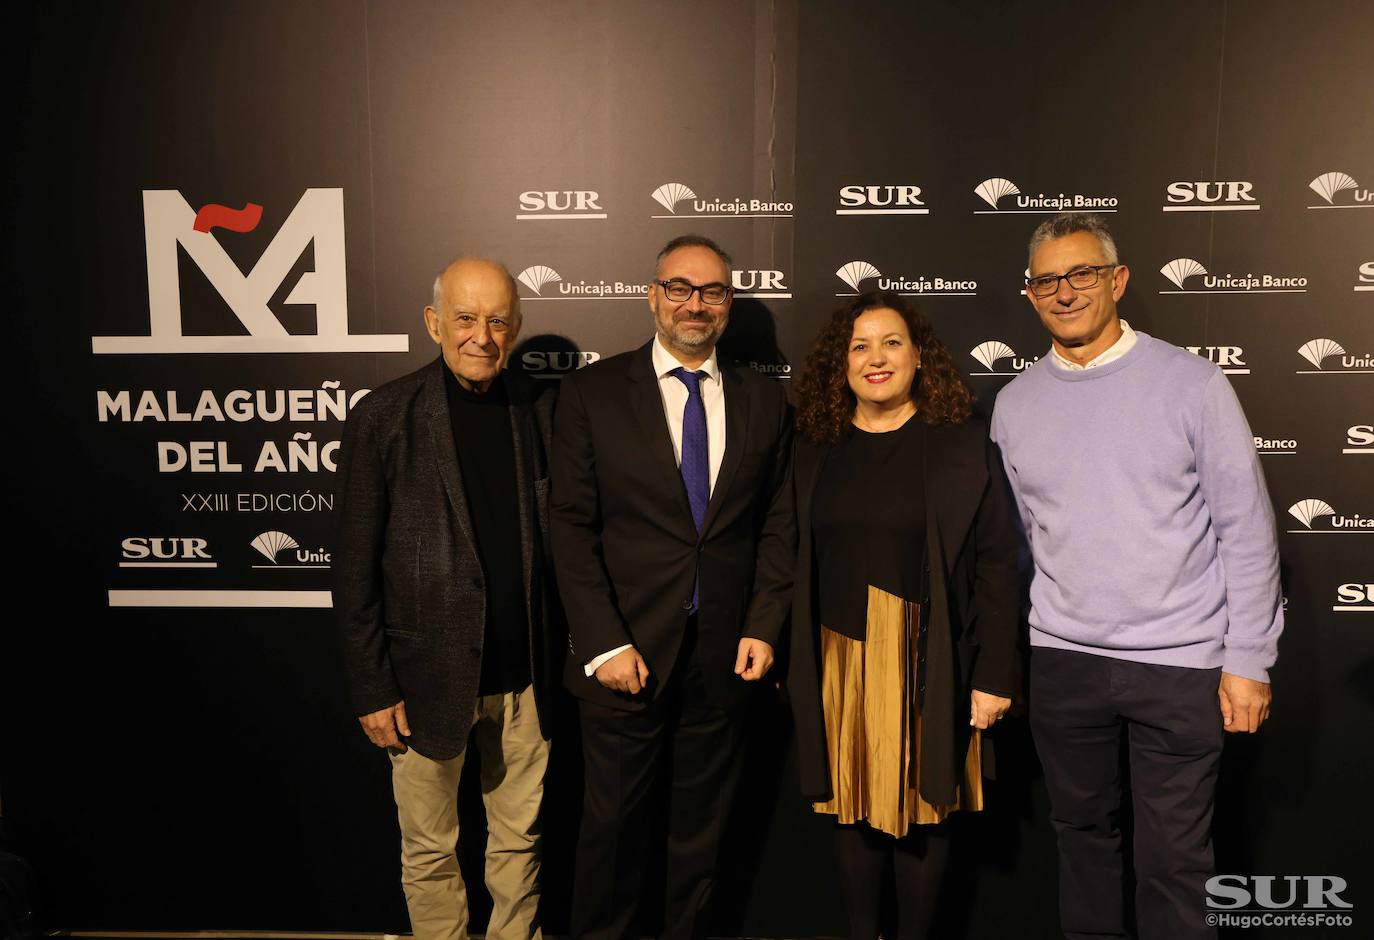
[833, 820, 950, 940]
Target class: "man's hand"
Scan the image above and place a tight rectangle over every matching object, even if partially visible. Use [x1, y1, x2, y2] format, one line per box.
[1219, 672, 1272, 733]
[595, 646, 651, 694]
[970, 689, 1012, 730]
[735, 637, 775, 681]
[359, 700, 411, 751]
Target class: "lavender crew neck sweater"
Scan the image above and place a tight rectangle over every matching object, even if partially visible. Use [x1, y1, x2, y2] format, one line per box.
[990, 331, 1283, 682]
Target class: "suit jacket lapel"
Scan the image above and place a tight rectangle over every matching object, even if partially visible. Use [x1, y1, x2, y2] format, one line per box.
[700, 365, 748, 536]
[628, 341, 696, 527]
[423, 361, 479, 559]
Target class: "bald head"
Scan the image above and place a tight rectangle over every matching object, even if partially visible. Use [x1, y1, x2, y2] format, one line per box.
[431, 257, 522, 326]
[424, 257, 522, 393]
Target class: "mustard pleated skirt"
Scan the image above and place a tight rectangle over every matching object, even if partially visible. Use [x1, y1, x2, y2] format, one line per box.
[813, 584, 982, 837]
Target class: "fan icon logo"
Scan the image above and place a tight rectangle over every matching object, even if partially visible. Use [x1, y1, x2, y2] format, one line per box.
[251, 531, 331, 568]
[1307, 171, 1373, 209]
[515, 264, 649, 301]
[1158, 257, 1307, 294]
[973, 177, 1119, 214]
[968, 341, 1035, 376]
[517, 265, 563, 296]
[649, 182, 793, 218]
[1296, 338, 1374, 374]
[834, 260, 977, 297]
[1286, 499, 1374, 534]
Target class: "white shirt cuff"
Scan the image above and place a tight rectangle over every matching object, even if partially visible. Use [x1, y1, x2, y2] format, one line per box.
[584, 644, 634, 677]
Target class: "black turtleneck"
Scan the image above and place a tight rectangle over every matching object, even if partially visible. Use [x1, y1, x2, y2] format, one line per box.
[442, 365, 530, 696]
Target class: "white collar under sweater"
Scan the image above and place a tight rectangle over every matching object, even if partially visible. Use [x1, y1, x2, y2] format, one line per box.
[1049, 319, 1137, 371]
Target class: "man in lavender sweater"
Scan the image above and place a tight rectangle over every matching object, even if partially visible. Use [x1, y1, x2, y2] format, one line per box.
[990, 213, 1283, 940]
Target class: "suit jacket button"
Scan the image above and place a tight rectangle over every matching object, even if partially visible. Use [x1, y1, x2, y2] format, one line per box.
[681, 599, 693, 610]
[470, 577, 482, 589]
[470, 646, 482, 658]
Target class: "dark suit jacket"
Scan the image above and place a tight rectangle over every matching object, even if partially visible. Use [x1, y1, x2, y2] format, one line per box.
[786, 418, 1023, 805]
[334, 358, 559, 760]
[550, 341, 794, 710]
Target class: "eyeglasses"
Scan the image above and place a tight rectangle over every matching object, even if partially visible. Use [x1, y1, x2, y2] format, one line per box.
[1026, 264, 1119, 298]
[655, 279, 732, 305]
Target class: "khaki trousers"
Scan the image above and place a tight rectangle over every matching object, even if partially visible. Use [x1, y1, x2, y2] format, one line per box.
[390, 683, 549, 940]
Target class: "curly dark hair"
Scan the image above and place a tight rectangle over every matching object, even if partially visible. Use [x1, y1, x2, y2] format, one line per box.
[795, 291, 973, 443]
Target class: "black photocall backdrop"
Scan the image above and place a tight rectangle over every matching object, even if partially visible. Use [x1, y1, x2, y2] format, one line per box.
[5, 1, 1371, 937]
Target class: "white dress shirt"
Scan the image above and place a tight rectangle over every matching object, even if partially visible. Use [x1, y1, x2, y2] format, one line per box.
[1049, 319, 1137, 371]
[584, 336, 728, 675]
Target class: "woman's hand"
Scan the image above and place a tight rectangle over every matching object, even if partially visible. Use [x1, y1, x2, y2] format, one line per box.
[970, 689, 1012, 730]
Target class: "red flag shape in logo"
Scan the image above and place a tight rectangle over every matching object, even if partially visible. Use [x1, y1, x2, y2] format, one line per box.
[193, 202, 264, 234]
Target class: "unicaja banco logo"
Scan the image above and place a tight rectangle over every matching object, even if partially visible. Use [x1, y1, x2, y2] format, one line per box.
[1287, 499, 1373, 534]
[92, 189, 408, 354]
[834, 260, 976, 297]
[1160, 258, 1206, 290]
[252, 530, 300, 563]
[969, 341, 1035, 376]
[836, 261, 880, 292]
[1308, 171, 1373, 208]
[973, 177, 1118, 213]
[515, 264, 647, 301]
[1296, 338, 1374, 374]
[251, 530, 330, 567]
[517, 265, 563, 296]
[1159, 257, 1306, 294]
[974, 178, 1020, 209]
[649, 181, 793, 218]
[651, 183, 697, 213]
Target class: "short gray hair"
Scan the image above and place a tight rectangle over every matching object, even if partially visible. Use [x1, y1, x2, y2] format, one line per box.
[430, 258, 522, 323]
[655, 234, 733, 274]
[1027, 212, 1119, 269]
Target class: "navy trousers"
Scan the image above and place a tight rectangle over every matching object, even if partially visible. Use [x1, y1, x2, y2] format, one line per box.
[1030, 647, 1224, 940]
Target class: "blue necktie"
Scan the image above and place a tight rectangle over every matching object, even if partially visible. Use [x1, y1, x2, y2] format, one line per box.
[671, 368, 709, 611]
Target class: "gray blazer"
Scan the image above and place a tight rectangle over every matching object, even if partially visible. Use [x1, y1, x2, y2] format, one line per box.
[334, 358, 559, 759]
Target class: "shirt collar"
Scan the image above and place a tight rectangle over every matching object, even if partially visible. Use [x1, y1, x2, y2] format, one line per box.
[653, 334, 720, 382]
[1050, 319, 1137, 371]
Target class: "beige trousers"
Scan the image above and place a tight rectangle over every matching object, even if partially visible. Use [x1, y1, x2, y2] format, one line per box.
[390, 683, 549, 940]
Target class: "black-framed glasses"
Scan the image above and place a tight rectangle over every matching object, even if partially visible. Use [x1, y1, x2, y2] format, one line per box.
[1026, 264, 1119, 298]
[655, 279, 732, 305]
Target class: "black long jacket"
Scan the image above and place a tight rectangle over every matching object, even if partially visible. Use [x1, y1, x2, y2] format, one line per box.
[786, 417, 1023, 806]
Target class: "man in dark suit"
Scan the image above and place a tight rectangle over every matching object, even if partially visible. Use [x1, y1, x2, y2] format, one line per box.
[335, 258, 558, 940]
[551, 235, 794, 940]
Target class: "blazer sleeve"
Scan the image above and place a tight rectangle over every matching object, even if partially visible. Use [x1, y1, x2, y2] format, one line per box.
[742, 392, 796, 646]
[333, 402, 402, 716]
[968, 435, 1024, 703]
[549, 375, 634, 661]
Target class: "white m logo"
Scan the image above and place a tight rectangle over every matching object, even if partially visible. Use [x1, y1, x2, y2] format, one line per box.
[92, 189, 408, 353]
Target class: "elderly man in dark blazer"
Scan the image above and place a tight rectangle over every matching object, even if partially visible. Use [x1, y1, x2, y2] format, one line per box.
[551, 234, 794, 940]
[335, 257, 558, 940]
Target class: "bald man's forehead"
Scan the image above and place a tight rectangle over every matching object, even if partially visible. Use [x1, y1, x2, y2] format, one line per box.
[438, 261, 516, 311]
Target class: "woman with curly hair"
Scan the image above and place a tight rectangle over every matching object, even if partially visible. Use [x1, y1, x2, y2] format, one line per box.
[786, 291, 1022, 940]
